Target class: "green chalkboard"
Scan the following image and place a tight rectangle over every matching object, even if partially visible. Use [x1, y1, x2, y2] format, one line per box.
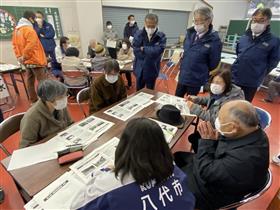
[227, 19, 280, 37]
[0, 6, 63, 40]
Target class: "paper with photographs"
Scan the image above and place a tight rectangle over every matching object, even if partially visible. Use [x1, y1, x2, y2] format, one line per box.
[57, 116, 114, 148]
[70, 137, 119, 183]
[104, 92, 154, 121]
[25, 171, 86, 210]
[156, 94, 190, 115]
[150, 119, 178, 143]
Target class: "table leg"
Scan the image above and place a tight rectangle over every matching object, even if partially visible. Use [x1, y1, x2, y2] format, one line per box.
[20, 72, 29, 99]
[9, 73, 19, 95]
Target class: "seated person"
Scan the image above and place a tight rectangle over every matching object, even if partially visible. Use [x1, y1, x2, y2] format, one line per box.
[117, 38, 134, 88]
[174, 100, 269, 210]
[61, 47, 89, 87]
[89, 59, 127, 114]
[262, 75, 280, 103]
[52, 36, 70, 82]
[71, 118, 195, 210]
[87, 39, 97, 59]
[187, 69, 244, 152]
[90, 44, 110, 71]
[20, 80, 73, 148]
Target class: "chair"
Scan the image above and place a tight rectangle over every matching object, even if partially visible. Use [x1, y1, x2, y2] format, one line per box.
[255, 106, 272, 129]
[0, 112, 25, 156]
[219, 169, 272, 210]
[157, 49, 183, 93]
[76, 87, 90, 117]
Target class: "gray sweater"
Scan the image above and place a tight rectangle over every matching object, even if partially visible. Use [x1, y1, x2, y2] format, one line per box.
[190, 84, 244, 126]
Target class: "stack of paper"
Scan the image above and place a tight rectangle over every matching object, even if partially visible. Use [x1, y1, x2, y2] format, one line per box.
[150, 119, 178, 143]
[104, 92, 154, 121]
[156, 94, 190, 115]
[0, 64, 20, 72]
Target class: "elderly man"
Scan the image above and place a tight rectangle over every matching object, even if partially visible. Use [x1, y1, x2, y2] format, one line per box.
[87, 39, 97, 59]
[176, 6, 222, 97]
[232, 8, 280, 102]
[174, 100, 269, 209]
[133, 13, 166, 90]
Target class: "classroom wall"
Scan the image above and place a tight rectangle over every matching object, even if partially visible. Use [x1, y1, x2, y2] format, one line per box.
[1, 0, 80, 64]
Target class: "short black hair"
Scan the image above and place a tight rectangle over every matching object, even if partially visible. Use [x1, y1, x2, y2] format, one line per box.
[104, 59, 120, 74]
[128, 14, 134, 20]
[106, 21, 112, 26]
[145, 13, 158, 24]
[253, 8, 272, 20]
[209, 69, 232, 94]
[114, 118, 174, 185]
[23, 11, 35, 20]
[60, 36, 69, 47]
[36, 11, 45, 17]
[65, 47, 79, 57]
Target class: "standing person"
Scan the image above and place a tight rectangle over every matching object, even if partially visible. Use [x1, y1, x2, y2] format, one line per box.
[232, 8, 280, 102]
[262, 75, 280, 103]
[12, 11, 47, 103]
[133, 13, 166, 91]
[34, 11, 56, 65]
[102, 21, 118, 59]
[87, 39, 97, 59]
[52, 36, 70, 82]
[175, 6, 222, 97]
[118, 38, 135, 88]
[123, 14, 139, 42]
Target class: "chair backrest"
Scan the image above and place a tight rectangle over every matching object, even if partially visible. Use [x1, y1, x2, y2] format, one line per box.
[76, 87, 90, 117]
[63, 70, 87, 78]
[255, 106, 272, 129]
[219, 169, 272, 210]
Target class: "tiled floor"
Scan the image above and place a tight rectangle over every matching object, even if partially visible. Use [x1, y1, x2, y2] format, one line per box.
[0, 71, 279, 210]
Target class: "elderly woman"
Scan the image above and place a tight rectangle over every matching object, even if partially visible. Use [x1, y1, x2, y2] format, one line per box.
[89, 59, 127, 114]
[175, 6, 222, 97]
[20, 80, 73, 148]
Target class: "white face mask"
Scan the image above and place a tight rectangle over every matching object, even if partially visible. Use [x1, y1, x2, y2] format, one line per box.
[194, 24, 205, 34]
[145, 27, 157, 36]
[214, 118, 234, 136]
[107, 25, 112, 30]
[251, 23, 266, 35]
[105, 74, 118, 84]
[36, 18, 43, 25]
[210, 83, 225, 95]
[122, 43, 128, 50]
[53, 97, 68, 110]
[130, 20, 135, 25]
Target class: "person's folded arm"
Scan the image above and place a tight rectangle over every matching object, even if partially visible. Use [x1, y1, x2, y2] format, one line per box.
[132, 34, 145, 59]
[40, 24, 55, 39]
[143, 34, 166, 58]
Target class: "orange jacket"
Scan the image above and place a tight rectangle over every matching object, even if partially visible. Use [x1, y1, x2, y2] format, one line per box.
[12, 18, 47, 66]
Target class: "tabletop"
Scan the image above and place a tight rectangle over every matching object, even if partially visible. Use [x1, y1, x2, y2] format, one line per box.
[1, 88, 195, 199]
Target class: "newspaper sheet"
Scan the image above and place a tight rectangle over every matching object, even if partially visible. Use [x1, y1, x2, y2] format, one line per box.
[70, 137, 119, 183]
[155, 94, 190, 115]
[150, 119, 178, 143]
[104, 92, 154, 121]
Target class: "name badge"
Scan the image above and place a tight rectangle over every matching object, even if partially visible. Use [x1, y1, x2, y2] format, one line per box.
[204, 44, 210, 48]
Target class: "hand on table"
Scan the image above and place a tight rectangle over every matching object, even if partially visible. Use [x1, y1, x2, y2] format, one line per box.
[198, 121, 219, 140]
[187, 95, 197, 102]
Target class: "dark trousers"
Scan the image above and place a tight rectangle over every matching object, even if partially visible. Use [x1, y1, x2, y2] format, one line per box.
[238, 85, 258, 102]
[107, 48, 117, 59]
[121, 72, 132, 87]
[175, 83, 201, 97]
[136, 75, 156, 91]
[0, 108, 3, 123]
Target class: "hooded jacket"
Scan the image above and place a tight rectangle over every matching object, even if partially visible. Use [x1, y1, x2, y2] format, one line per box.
[123, 22, 139, 39]
[12, 18, 47, 66]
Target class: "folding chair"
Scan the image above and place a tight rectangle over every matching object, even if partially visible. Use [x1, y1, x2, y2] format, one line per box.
[255, 106, 272, 130]
[157, 49, 183, 93]
[76, 87, 90, 117]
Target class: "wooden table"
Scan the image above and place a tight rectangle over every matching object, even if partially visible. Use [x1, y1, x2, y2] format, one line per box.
[1, 88, 195, 201]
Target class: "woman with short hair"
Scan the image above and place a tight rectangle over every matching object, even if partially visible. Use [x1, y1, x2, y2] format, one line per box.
[89, 59, 127, 114]
[20, 79, 73, 148]
[71, 118, 195, 210]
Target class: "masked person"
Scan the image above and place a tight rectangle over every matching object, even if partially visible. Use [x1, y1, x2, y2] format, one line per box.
[175, 6, 222, 97]
[232, 8, 280, 102]
[12, 11, 48, 104]
[117, 38, 135, 88]
[87, 39, 97, 59]
[174, 100, 269, 210]
[89, 59, 127, 114]
[133, 13, 166, 90]
[20, 80, 73, 148]
[123, 14, 139, 42]
[102, 21, 118, 59]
